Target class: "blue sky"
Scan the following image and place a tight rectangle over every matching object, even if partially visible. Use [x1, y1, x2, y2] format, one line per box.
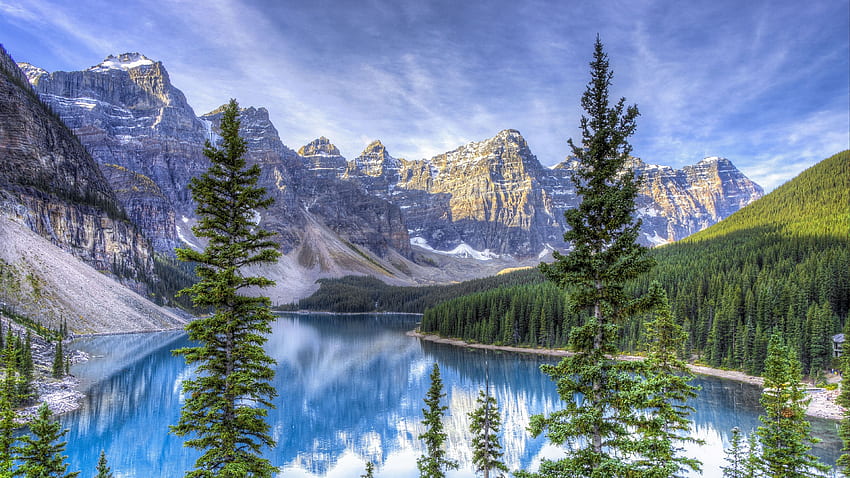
[1, 0, 847, 190]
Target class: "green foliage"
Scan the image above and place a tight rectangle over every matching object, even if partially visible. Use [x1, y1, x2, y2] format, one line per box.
[0, 349, 17, 478]
[420, 282, 570, 347]
[15, 403, 79, 478]
[833, 320, 850, 474]
[51, 340, 63, 379]
[521, 36, 653, 478]
[95, 450, 113, 478]
[632, 281, 702, 477]
[417, 364, 457, 478]
[755, 334, 828, 477]
[171, 99, 280, 478]
[360, 461, 374, 478]
[468, 388, 508, 478]
[721, 427, 748, 478]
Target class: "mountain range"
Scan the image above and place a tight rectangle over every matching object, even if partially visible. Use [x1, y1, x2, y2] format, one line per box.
[2, 48, 764, 308]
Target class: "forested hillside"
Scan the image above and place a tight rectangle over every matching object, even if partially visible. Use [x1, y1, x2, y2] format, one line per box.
[289, 268, 544, 313]
[421, 151, 849, 376]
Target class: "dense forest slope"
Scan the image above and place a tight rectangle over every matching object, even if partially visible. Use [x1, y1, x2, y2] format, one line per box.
[419, 151, 849, 376]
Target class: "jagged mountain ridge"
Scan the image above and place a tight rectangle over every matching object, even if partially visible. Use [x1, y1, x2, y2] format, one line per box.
[18, 51, 763, 302]
[339, 130, 763, 253]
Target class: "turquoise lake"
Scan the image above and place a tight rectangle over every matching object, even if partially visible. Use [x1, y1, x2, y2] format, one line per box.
[62, 313, 841, 477]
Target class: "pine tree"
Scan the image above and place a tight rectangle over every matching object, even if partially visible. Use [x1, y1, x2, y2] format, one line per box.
[417, 363, 457, 478]
[469, 389, 508, 478]
[0, 348, 17, 478]
[755, 334, 828, 477]
[15, 403, 79, 478]
[95, 449, 113, 478]
[525, 36, 654, 477]
[51, 340, 63, 379]
[171, 99, 281, 478]
[744, 433, 761, 478]
[633, 281, 701, 477]
[721, 427, 748, 478]
[360, 461, 374, 478]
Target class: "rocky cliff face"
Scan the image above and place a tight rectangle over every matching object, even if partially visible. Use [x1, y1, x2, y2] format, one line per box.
[342, 130, 558, 256]
[201, 109, 411, 259]
[24, 53, 210, 254]
[0, 46, 157, 291]
[628, 157, 765, 244]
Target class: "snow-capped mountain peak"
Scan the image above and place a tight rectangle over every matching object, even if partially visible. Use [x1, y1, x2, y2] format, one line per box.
[88, 53, 156, 73]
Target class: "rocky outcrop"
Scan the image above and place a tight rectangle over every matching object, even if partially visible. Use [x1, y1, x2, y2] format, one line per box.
[298, 136, 347, 175]
[627, 157, 764, 245]
[200, 110, 411, 259]
[0, 47, 157, 290]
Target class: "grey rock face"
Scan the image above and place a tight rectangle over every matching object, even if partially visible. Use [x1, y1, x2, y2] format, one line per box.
[27, 53, 210, 254]
[0, 48, 156, 289]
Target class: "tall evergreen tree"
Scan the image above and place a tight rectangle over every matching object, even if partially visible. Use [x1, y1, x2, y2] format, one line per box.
[524, 36, 653, 477]
[417, 363, 457, 478]
[468, 388, 508, 478]
[0, 349, 17, 478]
[172, 99, 281, 478]
[15, 403, 79, 478]
[755, 334, 828, 477]
[51, 340, 63, 379]
[633, 281, 701, 477]
[721, 427, 748, 478]
[95, 450, 113, 478]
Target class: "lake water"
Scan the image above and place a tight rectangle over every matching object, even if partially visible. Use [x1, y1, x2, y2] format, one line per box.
[62, 313, 841, 477]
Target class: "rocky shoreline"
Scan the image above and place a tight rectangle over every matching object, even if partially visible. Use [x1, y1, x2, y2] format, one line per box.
[408, 330, 845, 421]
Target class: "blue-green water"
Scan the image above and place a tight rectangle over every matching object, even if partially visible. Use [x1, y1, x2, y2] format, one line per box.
[62, 313, 841, 477]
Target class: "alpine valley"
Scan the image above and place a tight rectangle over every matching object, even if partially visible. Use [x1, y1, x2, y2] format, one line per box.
[3, 47, 764, 315]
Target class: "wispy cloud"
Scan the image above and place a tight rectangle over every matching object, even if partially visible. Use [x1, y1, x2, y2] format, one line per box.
[3, 0, 847, 187]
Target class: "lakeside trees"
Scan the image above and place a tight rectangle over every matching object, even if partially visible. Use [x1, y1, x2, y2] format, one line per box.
[172, 99, 281, 478]
[756, 335, 829, 476]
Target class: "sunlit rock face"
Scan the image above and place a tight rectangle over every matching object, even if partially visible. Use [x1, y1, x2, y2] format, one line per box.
[627, 156, 764, 245]
[341, 129, 763, 256]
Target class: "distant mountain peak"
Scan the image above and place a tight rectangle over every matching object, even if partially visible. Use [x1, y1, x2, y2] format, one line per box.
[299, 136, 341, 157]
[16, 62, 48, 85]
[88, 53, 156, 73]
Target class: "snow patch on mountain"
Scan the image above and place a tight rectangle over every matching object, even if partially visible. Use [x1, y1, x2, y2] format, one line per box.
[88, 53, 155, 73]
[410, 237, 500, 261]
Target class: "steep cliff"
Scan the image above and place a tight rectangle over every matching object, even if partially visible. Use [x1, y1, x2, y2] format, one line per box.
[201, 109, 411, 259]
[25, 53, 209, 254]
[0, 46, 157, 289]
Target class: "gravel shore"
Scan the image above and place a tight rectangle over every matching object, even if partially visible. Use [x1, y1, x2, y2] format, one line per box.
[409, 331, 846, 421]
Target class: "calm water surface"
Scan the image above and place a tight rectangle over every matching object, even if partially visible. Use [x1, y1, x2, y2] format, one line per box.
[63, 313, 841, 477]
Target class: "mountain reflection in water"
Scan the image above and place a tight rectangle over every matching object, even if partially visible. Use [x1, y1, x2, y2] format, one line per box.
[62, 313, 840, 477]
